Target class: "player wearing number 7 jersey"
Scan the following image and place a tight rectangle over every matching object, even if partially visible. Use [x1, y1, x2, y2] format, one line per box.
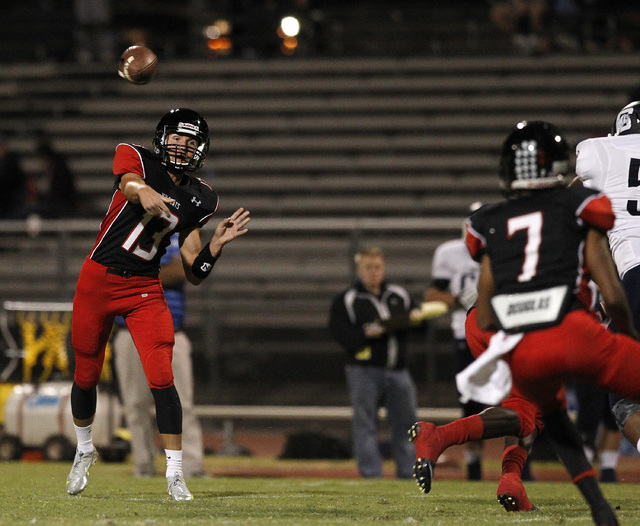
[68, 108, 250, 501]
[410, 121, 640, 525]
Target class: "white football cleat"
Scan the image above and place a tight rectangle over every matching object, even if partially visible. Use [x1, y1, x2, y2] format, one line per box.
[66, 449, 98, 495]
[167, 474, 193, 501]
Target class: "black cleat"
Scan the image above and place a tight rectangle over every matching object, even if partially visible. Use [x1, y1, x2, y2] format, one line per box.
[408, 422, 419, 442]
[498, 494, 538, 512]
[413, 458, 434, 494]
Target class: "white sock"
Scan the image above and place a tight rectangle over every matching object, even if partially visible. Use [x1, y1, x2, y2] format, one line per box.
[600, 450, 619, 470]
[74, 424, 94, 454]
[165, 449, 183, 478]
[464, 449, 482, 464]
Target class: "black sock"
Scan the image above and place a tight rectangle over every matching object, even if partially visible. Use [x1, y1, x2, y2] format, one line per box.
[467, 460, 481, 481]
[543, 410, 617, 524]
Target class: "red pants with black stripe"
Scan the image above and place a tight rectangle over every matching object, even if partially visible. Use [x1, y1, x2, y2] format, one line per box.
[72, 257, 175, 391]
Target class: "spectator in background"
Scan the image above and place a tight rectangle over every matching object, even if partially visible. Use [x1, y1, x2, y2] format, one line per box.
[0, 132, 29, 219]
[489, 0, 551, 55]
[329, 245, 423, 479]
[113, 233, 204, 478]
[232, 0, 282, 58]
[423, 203, 485, 481]
[548, 0, 584, 52]
[580, 0, 640, 53]
[74, 0, 115, 63]
[31, 141, 77, 219]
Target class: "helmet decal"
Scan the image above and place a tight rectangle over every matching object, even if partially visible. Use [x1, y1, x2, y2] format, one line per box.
[613, 101, 640, 136]
[514, 140, 540, 180]
[176, 121, 200, 135]
[617, 111, 632, 134]
[499, 121, 570, 196]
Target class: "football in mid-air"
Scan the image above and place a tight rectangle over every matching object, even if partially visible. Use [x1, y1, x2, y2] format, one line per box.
[118, 45, 158, 85]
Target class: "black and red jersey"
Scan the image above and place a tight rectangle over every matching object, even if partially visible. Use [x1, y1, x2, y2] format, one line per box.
[465, 186, 614, 308]
[89, 143, 219, 275]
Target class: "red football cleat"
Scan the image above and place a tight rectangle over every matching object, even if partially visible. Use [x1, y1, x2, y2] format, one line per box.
[497, 473, 537, 512]
[408, 421, 444, 462]
[408, 421, 445, 494]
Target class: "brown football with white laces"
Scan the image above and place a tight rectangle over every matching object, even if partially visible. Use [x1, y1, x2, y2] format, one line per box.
[118, 45, 158, 85]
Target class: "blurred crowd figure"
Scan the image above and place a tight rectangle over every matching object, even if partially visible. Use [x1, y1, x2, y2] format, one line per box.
[4, 1, 640, 63]
[489, 0, 551, 55]
[31, 140, 77, 219]
[74, 0, 116, 63]
[0, 133, 28, 220]
[488, 0, 640, 55]
[0, 132, 77, 221]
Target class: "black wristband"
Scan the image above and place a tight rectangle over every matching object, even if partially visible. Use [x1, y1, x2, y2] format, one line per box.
[191, 242, 218, 279]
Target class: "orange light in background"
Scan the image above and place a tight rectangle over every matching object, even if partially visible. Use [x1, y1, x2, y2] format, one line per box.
[281, 37, 298, 55]
[203, 19, 233, 56]
[207, 37, 232, 53]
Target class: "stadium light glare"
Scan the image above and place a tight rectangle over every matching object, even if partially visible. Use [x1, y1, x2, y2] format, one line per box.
[280, 16, 300, 37]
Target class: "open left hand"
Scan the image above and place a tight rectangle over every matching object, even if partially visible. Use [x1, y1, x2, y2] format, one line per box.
[210, 208, 251, 255]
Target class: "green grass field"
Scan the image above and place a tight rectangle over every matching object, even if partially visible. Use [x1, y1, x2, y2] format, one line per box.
[0, 458, 637, 525]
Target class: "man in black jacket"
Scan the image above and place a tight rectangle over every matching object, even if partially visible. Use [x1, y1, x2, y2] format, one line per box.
[329, 245, 422, 478]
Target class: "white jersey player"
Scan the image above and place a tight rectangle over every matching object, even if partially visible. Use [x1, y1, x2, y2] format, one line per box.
[428, 238, 479, 340]
[424, 206, 482, 480]
[576, 101, 640, 279]
[576, 100, 640, 475]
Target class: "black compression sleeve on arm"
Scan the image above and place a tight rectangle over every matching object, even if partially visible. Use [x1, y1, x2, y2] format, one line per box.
[191, 242, 218, 279]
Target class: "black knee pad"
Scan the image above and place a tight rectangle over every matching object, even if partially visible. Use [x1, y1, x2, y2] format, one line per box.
[151, 385, 182, 435]
[71, 382, 97, 420]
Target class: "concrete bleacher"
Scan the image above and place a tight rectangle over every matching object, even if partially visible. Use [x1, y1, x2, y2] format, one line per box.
[0, 52, 638, 406]
[2, 54, 636, 221]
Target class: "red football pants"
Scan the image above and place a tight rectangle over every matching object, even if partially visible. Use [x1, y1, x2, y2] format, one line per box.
[505, 309, 640, 414]
[72, 257, 175, 391]
[467, 307, 640, 429]
[465, 308, 552, 437]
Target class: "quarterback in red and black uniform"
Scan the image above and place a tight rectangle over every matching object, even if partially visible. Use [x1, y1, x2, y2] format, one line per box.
[90, 142, 219, 275]
[409, 121, 639, 526]
[67, 108, 250, 501]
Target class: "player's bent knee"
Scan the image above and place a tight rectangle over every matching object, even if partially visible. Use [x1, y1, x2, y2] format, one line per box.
[478, 406, 521, 436]
[612, 398, 640, 431]
[73, 357, 104, 390]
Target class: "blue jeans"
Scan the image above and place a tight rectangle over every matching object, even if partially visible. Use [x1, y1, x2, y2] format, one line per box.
[345, 364, 417, 478]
